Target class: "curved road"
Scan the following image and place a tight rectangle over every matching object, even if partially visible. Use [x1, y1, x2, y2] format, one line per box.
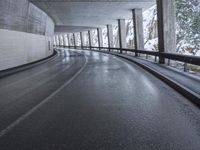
[0, 49, 200, 150]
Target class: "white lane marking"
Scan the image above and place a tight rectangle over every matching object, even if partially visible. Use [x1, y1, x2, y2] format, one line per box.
[0, 53, 88, 138]
[0, 51, 77, 101]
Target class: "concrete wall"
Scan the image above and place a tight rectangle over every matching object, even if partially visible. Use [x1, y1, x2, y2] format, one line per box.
[0, 0, 54, 71]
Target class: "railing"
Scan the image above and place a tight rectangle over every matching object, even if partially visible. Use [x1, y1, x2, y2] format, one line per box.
[57, 45, 200, 71]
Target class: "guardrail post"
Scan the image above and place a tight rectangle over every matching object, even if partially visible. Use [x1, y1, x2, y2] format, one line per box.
[132, 9, 144, 56]
[167, 59, 170, 66]
[155, 56, 157, 62]
[118, 19, 126, 53]
[97, 28, 103, 51]
[184, 63, 188, 72]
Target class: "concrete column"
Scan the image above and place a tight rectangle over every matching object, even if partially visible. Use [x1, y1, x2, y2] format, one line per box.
[67, 34, 71, 48]
[58, 35, 62, 47]
[58, 35, 61, 46]
[53, 36, 56, 46]
[62, 35, 65, 47]
[80, 32, 84, 48]
[156, 0, 176, 64]
[107, 25, 114, 51]
[88, 30, 92, 49]
[56, 35, 58, 46]
[73, 33, 76, 49]
[55, 36, 58, 46]
[60, 35, 62, 47]
[55, 36, 57, 46]
[132, 9, 144, 55]
[118, 19, 126, 53]
[97, 28, 103, 49]
[64, 34, 68, 47]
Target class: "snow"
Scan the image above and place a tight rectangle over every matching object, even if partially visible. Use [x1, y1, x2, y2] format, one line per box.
[196, 50, 200, 56]
[56, 2, 199, 57]
[143, 5, 158, 51]
[144, 38, 158, 51]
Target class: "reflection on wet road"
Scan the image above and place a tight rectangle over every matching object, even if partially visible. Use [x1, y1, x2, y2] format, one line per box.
[0, 49, 200, 150]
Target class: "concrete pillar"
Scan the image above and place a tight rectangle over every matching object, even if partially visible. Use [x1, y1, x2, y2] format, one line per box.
[80, 32, 84, 48]
[118, 19, 126, 53]
[64, 34, 68, 47]
[97, 28, 103, 49]
[156, 0, 176, 64]
[67, 34, 71, 48]
[58, 35, 61, 46]
[55, 36, 58, 46]
[53, 36, 56, 46]
[107, 25, 114, 51]
[62, 35, 65, 47]
[58, 35, 62, 47]
[60, 35, 62, 47]
[53, 36, 57, 46]
[132, 9, 144, 55]
[73, 33, 76, 49]
[56, 35, 58, 46]
[88, 30, 92, 49]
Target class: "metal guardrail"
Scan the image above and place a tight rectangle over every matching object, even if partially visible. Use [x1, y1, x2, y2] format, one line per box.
[57, 45, 200, 71]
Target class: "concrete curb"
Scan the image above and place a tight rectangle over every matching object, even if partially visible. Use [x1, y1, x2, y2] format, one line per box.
[87, 49, 200, 107]
[0, 50, 58, 79]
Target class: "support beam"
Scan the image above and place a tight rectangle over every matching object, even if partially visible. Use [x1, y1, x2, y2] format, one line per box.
[80, 32, 84, 48]
[55, 36, 57, 46]
[73, 33, 76, 49]
[64, 34, 68, 47]
[118, 19, 126, 53]
[107, 25, 114, 51]
[55, 35, 58, 46]
[67, 34, 71, 48]
[56, 35, 59, 46]
[156, 0, 176, 64]
[62, 35, 65, 47]
[132, 9, 144, 56]
[53, 36, 56, 46]
[97, 28, 103, 49]
[59, 35, 62, 46]
[58, 35, 62, 47]
[60, 35, 63, 47]
[88, 30, 92, 49]
[54, 36, 56, 46]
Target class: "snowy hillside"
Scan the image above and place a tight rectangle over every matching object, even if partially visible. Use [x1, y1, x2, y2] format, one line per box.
[93, 2, 200, 56]
[60, 0, 199, 57]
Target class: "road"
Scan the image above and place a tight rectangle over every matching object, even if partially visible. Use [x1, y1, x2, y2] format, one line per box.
[0, 49, 200, 150]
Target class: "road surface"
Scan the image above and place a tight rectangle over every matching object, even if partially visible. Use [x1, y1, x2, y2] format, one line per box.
[0, 49, 200, 150]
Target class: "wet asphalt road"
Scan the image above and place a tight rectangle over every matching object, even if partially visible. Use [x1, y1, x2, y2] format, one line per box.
[0, 49, 200, 150]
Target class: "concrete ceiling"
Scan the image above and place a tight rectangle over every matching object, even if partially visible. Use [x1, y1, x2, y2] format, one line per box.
[30, 0, 156, 33]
